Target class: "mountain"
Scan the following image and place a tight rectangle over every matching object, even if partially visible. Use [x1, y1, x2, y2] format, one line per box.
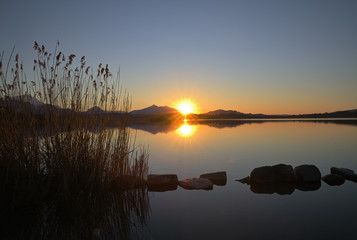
[12, 94, 44, 106]
[206, 109, 242, 115]
[294, 109, 357, 118]
[2, 94, 45, 107]
[199, 108, 357, 119]
[86, 106, 106, 114]
[198, 109, 265, 119]
[130, 105, 178, 115]
[2, 95, 356, 119]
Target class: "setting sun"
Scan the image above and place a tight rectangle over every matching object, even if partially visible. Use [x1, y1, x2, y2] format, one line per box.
[175, 99, 198, 115]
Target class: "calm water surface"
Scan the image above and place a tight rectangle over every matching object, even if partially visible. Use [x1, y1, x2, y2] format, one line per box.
[131, 120, 357, 239]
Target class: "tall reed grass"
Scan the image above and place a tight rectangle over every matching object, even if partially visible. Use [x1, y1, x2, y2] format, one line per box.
[0, 42, 149, 239]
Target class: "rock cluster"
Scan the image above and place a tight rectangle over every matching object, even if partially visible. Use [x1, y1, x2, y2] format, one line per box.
[147, 171, 227, 192]
[110, 165, 356, 194]
[237, 164, 357, 195]
[322, 167, 357, 185]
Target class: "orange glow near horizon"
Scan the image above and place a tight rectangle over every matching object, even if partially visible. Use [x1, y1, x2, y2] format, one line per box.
[174, 98, 198, 115]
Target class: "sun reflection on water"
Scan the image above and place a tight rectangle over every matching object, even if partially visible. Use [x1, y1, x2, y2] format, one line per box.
[176, 123, 197, 138]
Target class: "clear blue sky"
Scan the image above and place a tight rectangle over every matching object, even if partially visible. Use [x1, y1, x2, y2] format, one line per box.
[1, 0, 356, 114]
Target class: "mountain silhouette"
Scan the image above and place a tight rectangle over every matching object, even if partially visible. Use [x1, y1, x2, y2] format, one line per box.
[10, 94, 44, 106]
[2, 95, 357, 119]
[86, 106, 106, 114]
[130, 105, 178, 115]
[206, 109, 243, 115]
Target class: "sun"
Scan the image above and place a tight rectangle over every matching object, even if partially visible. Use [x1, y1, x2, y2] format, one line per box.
[178, 103, 193, 115]
[175, 99, 197, 115]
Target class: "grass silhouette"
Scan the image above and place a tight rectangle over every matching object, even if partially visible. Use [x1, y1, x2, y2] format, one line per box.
[0, 42, 149, 239]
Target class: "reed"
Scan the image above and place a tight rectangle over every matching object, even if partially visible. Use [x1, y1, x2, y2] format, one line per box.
[0, 42, 149, 239]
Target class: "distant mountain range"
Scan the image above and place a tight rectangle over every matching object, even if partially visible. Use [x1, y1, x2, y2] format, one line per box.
[130, 105, 177, 115]
[129, 105, 357, 119]
[2, 95, 357, 119]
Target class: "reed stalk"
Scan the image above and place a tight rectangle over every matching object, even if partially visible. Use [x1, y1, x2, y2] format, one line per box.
[0, 42, 149, 239]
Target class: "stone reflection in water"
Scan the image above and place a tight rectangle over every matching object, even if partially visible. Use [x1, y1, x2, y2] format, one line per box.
[0, 188, 150, 240]
[249, 182, 321, 195]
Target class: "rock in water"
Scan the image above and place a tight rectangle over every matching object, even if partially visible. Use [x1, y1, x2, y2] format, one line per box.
[147, 174, 178, 192]
[250, 164, 296, 184]
[179, 178, 213, 190]
[322, 174, 345, 186]
[294, 165, 321, 182]
[331, 167, 354, 176]
[250, 166, 275, 184]
[272, 164, 296, 182]
[345, 173, 357, 182]
[200, 171, 227, 186]
[331, 167, 357, 182]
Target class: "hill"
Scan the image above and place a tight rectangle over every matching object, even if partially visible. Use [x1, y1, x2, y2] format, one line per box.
[130, 105, 178, 115]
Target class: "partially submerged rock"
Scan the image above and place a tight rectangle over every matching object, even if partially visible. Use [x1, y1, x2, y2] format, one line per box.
[239, 164, 324, 194]
[331, 167, 354, 176]
[250, 164, 296, 184]
[273, 164, 296, 182]
[322, 174, 345, 186]
[147, 174, 178, 192]
[179, 178, 213, 190]
[294, 165, 321, 183]
[200, 171, 227, 186]
[250, 166, 275, 184]
[331, 167, 357, 182]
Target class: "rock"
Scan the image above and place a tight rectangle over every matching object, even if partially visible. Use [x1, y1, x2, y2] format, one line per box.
[250, 182, 295, 195]
[294, 165, 321, 182]
[331, 167, 357, 182]
[200, 171, 227, 186]
[236, 176, 250, 185]
[322, 174, 345, 186]
[250, 164, 296, 184]
[250, 166, 275, 184]
[179, 178, 213, 190]
[111, 175, 146, 191]
[331, 167, 354, 176]
[272, 164, 296, 182]
[344, 173, 357, 182]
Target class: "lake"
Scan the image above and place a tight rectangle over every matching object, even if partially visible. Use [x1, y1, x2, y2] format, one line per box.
[130, 119, 357, 239]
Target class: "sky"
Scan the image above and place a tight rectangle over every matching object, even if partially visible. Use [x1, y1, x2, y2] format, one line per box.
[1, 0, 356, 114]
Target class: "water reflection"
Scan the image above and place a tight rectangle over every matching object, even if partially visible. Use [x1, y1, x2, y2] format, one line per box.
[248, 181, 321, 195]
[0, 188, 150, 239]
[130, 119, 357, 135]
[176, 123, 197, 138]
